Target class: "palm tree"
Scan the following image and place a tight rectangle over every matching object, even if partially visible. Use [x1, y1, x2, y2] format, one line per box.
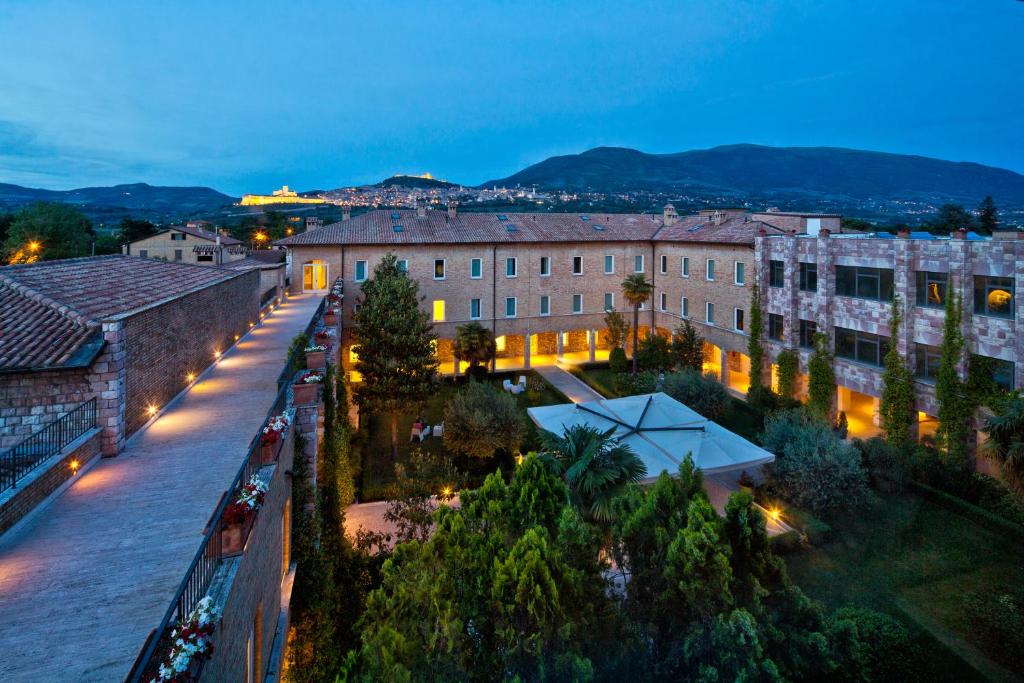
[454, 322, 496, 377]
[539, 424, 647, 523]
[982, 396, 1024, 496]
[622, 273, 654, 374]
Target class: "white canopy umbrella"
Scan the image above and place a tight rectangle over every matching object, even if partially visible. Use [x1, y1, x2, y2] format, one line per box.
[527, 392, 775, 482]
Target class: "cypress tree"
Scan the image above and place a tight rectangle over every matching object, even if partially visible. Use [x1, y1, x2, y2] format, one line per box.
[807, 332, 836, 421]
[747, 283, 765, 390]
[879, 295, 916, 451]
[935, 291, 970, 465]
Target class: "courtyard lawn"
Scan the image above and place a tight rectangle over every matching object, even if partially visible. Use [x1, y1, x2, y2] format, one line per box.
[357, 371, 567, 500]
[785, 491, 1024, 681]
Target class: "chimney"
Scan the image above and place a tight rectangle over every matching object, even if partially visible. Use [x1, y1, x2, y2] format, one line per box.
[897, 227, 911, 239]
[215, 232, 222, 266]
[952, 228, 968, 240]
[819, 228, 831, 239]
[712, 210, 724, 226]
[342, 205, 352, 221]
[447, 201, 458, 219]
[662, 203, 678, 226]
[305, 216, 323, 232]
[416, 198, 427, 219]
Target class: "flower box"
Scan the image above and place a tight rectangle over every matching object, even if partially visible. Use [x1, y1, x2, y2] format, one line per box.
[259, 413, 290, 464]
[313, 331, 330, 345]
[221, 520, 246, 556]
[324, 310, 338, 326]
[293, 372, 323, 405]
[305, 350, 325, 369]
[220, 474, 268, 556]
[154, 597, 219, 681]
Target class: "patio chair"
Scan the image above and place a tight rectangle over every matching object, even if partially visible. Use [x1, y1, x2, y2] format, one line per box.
[433, 423, 444, 437]
[502, 379, 514, 392]
[419, 425, 431, 441]
[517, 375, 527, 387]
[410, 425, 422, 442]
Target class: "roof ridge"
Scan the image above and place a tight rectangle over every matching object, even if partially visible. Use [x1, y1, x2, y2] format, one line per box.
[0, 271, 95, 326]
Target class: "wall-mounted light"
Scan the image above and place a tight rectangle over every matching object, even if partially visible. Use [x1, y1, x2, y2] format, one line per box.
[234, 334, 240, 341]
[147, 404, 158, 417]
[186, 372, 196, 383]
[213, 349, 221, 359]
[69, 459, 80, 475]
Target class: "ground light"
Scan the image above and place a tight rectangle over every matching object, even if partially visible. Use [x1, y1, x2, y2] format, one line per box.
[769, 508, 782, 522]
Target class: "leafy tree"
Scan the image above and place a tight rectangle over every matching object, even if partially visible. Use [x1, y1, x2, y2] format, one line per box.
[609, 346, 628, 374]
[807, 332, 836, 420]
[352, 254, 439, 459]
[0, 212, 12, 245]
[3, 202, 94, 262]
[539, 424, 647, 523]
[879, 295, 916, 451]
[827, 608, 919, 683]
[841, 216, 877, 232]
[603, 307, 629, 350]
[935, 291, 971, 466]
[981, 396, 1024, 497]
[442, 380, 525, 458]
[775, 349, 799, 401]
[119, 218, 158, 243]
[977, 196, 999, 235]
[660, 370, 729, 419]
[453, 321, 495, 377]
[621, 273, 654, 374]
[762, 410, 868, 511]
[671, 320, 704, 371]
[747, 282, 765, 390]
[933, 203, 975, 234]
[635, 333, 673, 372]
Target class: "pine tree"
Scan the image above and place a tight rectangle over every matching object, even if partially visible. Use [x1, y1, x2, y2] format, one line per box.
[807, 332, 836, 421]
[935, 291, 971, 466]
[879, 295, 916, 451]
[672, 320, 705, 371]
[977, 196, 999, 235]
[352, 254, 439, 459]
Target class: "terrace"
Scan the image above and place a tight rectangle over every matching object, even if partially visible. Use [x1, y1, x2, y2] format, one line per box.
[0, 292, 322, 681]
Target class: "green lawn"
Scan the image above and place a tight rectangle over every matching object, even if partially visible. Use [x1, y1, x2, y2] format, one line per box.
[357, 371, 567, 500]
[785, 492, 1024, 681]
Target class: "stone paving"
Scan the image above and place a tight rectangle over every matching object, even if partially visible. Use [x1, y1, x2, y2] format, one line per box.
[533, 364, 604, 403]
[0, 292, 321, 682]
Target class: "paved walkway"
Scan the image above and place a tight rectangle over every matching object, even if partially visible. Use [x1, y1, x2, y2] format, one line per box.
[534, 364, 604, 403]
[0, 292, 321, 682]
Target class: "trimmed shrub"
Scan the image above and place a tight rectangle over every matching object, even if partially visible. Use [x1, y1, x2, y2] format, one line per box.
[828, 607, 920, 682]
[609, 346, 628, 374]
[660, 370, 729, 419]
[443, 380, 525, 458]
[636, 334, 673, 372]
[853, 436, 909, 493]
[762, 410, 868, 512]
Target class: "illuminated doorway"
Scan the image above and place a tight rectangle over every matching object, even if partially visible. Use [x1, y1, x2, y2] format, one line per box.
[303, 260, 327, 290]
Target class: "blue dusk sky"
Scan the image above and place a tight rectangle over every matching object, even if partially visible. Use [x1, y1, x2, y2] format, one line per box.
[0, 1, 1021, 195]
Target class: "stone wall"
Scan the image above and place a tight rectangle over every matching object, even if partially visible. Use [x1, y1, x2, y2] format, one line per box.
[122, 271, 259, 436]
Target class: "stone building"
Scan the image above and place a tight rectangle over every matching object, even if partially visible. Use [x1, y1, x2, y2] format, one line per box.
[122, 224, 250, 265]
[0, 255, 260, 454]
[756, 228, 1022, 443]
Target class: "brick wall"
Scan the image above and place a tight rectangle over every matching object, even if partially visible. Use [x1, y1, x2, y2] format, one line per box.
[0, 430, 101, 534]
[0, 368, 93, 449]
[122, 271, 259, 436]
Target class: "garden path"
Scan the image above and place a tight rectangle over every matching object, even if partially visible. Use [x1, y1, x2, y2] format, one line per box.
[0, 292, 322, 682]
[534, 364, 604, 403]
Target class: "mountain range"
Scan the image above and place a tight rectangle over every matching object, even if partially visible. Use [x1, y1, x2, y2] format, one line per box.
[483, 144, 1024, 208]
[0, 182, 236, 216]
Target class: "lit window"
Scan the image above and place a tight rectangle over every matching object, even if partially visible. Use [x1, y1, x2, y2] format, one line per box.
[432, 300, 446, 322]
[495, 335, 507, 352]
[355, 260, 367, 282]
[915, 271, 946, 308]
[974, 275, 1015, 319]
[433, 259, 446, 280]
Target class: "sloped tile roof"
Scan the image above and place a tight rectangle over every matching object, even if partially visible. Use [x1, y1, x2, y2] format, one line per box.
[160, 225, 243, 245]
[224, 256, 285, 270]
[653, 215, 790, 244]
[0, 255, 246, 371]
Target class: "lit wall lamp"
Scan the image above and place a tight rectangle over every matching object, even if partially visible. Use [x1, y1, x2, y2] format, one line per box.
[147, 404, 158, 417]
[69, 459, 80, 475]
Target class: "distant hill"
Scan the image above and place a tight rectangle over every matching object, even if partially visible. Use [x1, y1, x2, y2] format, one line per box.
[0, 182, 236, 214]
[482, 144, 1024, 208]
[376, 174, 460, 190]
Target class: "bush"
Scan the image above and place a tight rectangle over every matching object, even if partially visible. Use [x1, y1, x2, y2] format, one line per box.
[775, 349, 799, 400]
[443, 380, 525, 458]
[963, 588, 1024, 671]
[609, 346, 628, 374]
[762, 410, 868, 512]
[746, 384, 780, 417]
[635, 334, 673, 372]
[614, 370, 658, 396]
[660, 370, 729, 419]
[828, 607, 920, 682]
[853, 436, 910, 493]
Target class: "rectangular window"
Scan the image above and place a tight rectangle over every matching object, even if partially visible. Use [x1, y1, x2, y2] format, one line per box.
[174, 249, 182, 261]
[540, 256, 550, 276]
[433, 259, 446, 280]
[540, 295, 550, 316]
[634, 254, 644, 273]
[506, 257, 517, 278]
[706, 302, 715, 325]
[682, 257, 690, 277]
[799, 319, 817, 348]
[505, 297, 517, 317]
[397, 259, 408, 273]
[355, 260, 367, 282]
[974, 275, 1015, 319]
[834, 326, 890, 366]
[470, 258, 483, 279]
[769, 260, 784, 288]
[659, 292, 667, 311]
[470, 298, 481, 320]
[768, 313, 784, 341]
[734, 308, 745, 332]
[432, 300, 445, 322]
[706, 259, 715, 281]
[604, 292, 614, 311]
[170, 232, 186, 241]
[139, 249, 148, 258]
[914, 343, 942, 383]
[835, 265, 894, 301]
[799, 262, 818, 292]
[915, 271, 946, 308]
[572, 255, 583, 275]
[604, 254, 614, 274]
[682, 297, 689, 318]
[572, 294, 583, 313]
[660, 254, 668, 274]
[735, 262, 746, 285]
[972, 355, 1015, 391]
[197, 253, 212, 262]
